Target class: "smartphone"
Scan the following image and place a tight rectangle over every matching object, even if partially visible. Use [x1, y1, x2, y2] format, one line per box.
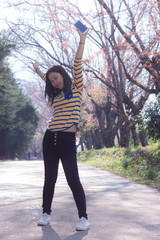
[74, 20, 88, 34]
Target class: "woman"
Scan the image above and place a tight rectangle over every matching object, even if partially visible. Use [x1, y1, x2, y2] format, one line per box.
[32, 28, 89, 231]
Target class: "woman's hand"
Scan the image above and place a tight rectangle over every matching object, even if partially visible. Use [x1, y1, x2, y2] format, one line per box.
[32, 60, 40, 72]
[32, 60, 45, 80]
[77, 28, 89, 43]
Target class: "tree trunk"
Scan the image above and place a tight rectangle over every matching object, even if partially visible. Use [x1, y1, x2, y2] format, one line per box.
[157, 0, 160, 15]
[119, 122, 130, 147]
[84, 131, 93, 150]
[102, 101, 117, 148]
[79, 137, 84, 151]
[91, 129, 104, 149]
[138, 125, 148, 147]
[131, 123, 139, 146]
[102, 128, 116, 148]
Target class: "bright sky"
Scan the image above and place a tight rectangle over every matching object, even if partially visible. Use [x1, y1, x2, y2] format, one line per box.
[0, 0, 97, 81]
[0, 0, 96, 30]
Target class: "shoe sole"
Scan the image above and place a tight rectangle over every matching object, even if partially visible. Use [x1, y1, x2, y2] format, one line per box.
[37, 222, 50, 226]
[76, 226, 89, 231]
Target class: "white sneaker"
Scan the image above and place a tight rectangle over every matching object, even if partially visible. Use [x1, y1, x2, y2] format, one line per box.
[76, 217, 89, 231]
[37, 213, 50, 226]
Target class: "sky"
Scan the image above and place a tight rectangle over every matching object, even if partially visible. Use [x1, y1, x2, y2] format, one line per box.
[0, 0, 96, 29]
[0, 0, 96, 81]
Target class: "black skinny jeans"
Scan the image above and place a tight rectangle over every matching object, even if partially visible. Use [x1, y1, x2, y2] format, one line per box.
[42, 130, 87, 219]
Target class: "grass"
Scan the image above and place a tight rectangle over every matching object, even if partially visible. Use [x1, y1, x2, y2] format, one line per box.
[77, 141, 160, 191]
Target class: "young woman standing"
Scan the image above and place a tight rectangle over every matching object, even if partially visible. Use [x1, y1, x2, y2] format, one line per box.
[32, 28, 89, 231]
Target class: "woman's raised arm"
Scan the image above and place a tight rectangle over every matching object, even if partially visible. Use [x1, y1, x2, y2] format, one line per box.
[75, 29, 89, 59]
[32, 60, 45, 80]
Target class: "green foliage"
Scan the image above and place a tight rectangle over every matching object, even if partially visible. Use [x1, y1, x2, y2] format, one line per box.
[78, 142, 160, 190]
[122, 156, 132, 169]
[0, 36, 39, 159]
[142, 96, 160, 141]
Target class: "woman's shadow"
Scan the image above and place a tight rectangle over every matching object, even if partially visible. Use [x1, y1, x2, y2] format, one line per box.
[41, 224, 89, 240]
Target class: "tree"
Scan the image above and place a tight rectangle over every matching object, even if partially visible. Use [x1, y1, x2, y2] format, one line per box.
[0, 36, 39, 159]
[142, 96, 160, 141]
[97, 0, 160, 93]
[2, 0, 160, 148]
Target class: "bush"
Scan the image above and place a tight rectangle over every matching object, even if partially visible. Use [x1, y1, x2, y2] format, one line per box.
[122, 156, 132, 169]
[143, 96, 160, 141]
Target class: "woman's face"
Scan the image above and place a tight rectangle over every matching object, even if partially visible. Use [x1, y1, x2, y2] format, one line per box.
[48, 72, 64, 89]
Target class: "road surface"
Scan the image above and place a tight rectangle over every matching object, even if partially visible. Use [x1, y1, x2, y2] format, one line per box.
[0, 160, 160, 240]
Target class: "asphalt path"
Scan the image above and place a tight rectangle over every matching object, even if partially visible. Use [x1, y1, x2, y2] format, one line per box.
[0, 160, 160, 240]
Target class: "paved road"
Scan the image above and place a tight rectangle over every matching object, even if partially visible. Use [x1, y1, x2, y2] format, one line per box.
[0, 160, 160, 240]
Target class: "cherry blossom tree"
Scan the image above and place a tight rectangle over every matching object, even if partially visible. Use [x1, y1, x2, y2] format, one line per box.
[2, 0, 160, 148]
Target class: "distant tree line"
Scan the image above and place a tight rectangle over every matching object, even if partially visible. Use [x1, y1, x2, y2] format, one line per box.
[2, 0, 160, 152]
[0, 36, 39, 159]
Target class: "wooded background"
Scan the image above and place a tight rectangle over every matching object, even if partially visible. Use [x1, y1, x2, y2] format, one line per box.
[0, 0, 160, 159]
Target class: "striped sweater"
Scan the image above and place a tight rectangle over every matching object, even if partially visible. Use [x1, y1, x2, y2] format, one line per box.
[43, 58, 83, 132]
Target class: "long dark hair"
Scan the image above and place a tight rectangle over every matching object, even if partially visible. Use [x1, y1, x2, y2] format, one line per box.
[45, 65, 72, 106]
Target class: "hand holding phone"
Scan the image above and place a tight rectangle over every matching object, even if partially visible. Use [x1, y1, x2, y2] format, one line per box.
[74, 20, 88, 34]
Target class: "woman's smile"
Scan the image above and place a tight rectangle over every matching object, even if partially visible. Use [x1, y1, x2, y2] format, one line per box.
[48, 72, 64, 89]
